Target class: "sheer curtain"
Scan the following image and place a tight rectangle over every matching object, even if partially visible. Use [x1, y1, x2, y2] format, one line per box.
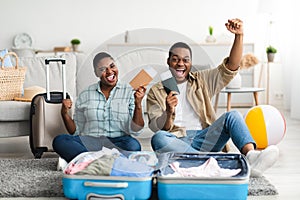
[289, 1, 300, 119]
[275, 0, 299, 118]
[257, 0, 299, 118]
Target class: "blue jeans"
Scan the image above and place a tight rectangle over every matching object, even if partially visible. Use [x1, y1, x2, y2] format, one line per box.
[52, 134, 141, 162]
[151, 110, 256, 154]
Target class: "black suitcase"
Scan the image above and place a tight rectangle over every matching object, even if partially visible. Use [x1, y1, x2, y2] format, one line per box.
[30, 58, 70, 158]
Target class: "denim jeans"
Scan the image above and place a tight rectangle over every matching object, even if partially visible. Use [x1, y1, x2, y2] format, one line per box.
[52, 134, 141, 162]
[151, 110, 256, 154]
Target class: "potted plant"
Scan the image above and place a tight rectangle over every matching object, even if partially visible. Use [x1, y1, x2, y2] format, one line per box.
[205, 26, 216, 43]
[71, 38, 81, 51]
[266, 45, 277, 62]
[209, 26, 213, 36]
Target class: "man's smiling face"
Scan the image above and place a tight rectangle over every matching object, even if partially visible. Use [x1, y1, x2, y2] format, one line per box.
[167, 47, 192, 84]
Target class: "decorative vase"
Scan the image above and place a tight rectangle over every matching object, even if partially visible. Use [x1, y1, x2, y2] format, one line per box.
[267, 53, 275, 62]
[226, 72, 242, 89]
[205, 35, 216, 43]
[72, 44, 79, 52]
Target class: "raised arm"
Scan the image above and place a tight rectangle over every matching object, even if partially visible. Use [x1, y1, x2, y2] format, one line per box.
[225, 18, 244, 71]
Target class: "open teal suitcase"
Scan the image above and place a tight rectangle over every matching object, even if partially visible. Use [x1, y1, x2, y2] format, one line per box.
[62, 152, 249, 200]
[156, 152, 250, 200]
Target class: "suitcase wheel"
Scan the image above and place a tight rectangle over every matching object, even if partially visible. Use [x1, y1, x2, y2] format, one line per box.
[33, 147, 48, 159]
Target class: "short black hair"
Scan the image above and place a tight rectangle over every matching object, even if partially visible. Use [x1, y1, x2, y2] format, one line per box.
[93, 52, 113, 68]
[168, 42, 192, 59]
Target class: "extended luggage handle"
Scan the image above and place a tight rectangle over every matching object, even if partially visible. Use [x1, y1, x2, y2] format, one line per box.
[44, 58, 67, 100]
[45, 58, 66, 65]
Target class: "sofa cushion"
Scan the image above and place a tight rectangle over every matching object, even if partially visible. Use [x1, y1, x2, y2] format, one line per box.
[0, 121, 30, 137]
[0, 101, 31, 121]
[16, 53, 77, 99]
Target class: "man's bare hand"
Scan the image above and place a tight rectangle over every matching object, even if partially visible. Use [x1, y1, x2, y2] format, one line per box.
[225, 18, 243, 35]
[166, 91, 178, 115]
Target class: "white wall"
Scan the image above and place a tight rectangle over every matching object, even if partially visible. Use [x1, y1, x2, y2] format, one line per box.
[290, 1, 300, 119]
[2, 0, 261, 53]
[1, 0, 298, 118]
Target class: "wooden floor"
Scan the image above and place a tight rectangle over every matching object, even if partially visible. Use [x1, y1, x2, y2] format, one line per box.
[0, 108, 299, 200]
[245, 108, 300, 200]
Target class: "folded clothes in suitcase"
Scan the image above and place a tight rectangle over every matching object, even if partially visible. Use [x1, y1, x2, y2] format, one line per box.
[62, 149, 157, 200]
[156, 152, 250, 200]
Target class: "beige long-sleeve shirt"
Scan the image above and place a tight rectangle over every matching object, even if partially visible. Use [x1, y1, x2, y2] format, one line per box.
[146, 58, 238, 138]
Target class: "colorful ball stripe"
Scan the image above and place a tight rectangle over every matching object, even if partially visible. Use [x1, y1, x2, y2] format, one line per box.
[244, 105, 286, 149]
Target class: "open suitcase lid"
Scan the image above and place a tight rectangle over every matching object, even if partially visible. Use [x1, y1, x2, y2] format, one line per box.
[155, 152, 250, 180]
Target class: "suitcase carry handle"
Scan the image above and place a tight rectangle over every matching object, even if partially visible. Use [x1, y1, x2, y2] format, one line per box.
[44, 58, 67, 100]
[84, 181, 128, 188]
[86, 193, 124, 200]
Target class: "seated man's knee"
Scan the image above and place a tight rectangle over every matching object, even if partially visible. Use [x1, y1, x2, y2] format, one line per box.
[227, 110, 243, 119]
[151, 130, 175, 151]
[151, 131, 168, 144]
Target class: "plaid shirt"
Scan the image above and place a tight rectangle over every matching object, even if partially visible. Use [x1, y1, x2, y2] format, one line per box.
[74, 81, 141, 137]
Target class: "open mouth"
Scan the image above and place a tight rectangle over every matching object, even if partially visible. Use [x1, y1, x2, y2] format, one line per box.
[175, 69, 186, 78]
[106, 74, 115, 82]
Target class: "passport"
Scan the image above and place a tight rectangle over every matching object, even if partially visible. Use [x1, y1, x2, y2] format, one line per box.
[160, 70, 180, 95]
[129, 67, 157, 90]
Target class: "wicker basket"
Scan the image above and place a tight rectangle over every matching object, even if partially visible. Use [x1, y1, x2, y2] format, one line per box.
[0, 52, 27, 100]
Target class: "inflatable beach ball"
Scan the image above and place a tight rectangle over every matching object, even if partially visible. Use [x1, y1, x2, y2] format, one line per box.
[244, 105, 286, 149]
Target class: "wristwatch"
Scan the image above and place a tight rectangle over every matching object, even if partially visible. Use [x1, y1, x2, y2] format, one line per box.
[13, 33, 33, 48]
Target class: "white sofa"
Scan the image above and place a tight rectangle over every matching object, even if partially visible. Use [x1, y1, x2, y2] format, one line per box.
[0, 52, 98, 138]
[0, 46, 213, 139]
[0, 47, 172, 139]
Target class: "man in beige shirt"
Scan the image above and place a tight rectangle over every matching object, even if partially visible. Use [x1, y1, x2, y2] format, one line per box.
[147, 18, 279, 177]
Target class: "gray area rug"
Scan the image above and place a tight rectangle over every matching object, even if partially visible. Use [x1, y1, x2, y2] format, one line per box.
[0, 158, 278, 197]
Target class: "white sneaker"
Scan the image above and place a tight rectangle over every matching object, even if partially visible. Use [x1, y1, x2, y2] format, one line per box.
[246, 145, 279, 177]
[57, 157, 68, 171]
